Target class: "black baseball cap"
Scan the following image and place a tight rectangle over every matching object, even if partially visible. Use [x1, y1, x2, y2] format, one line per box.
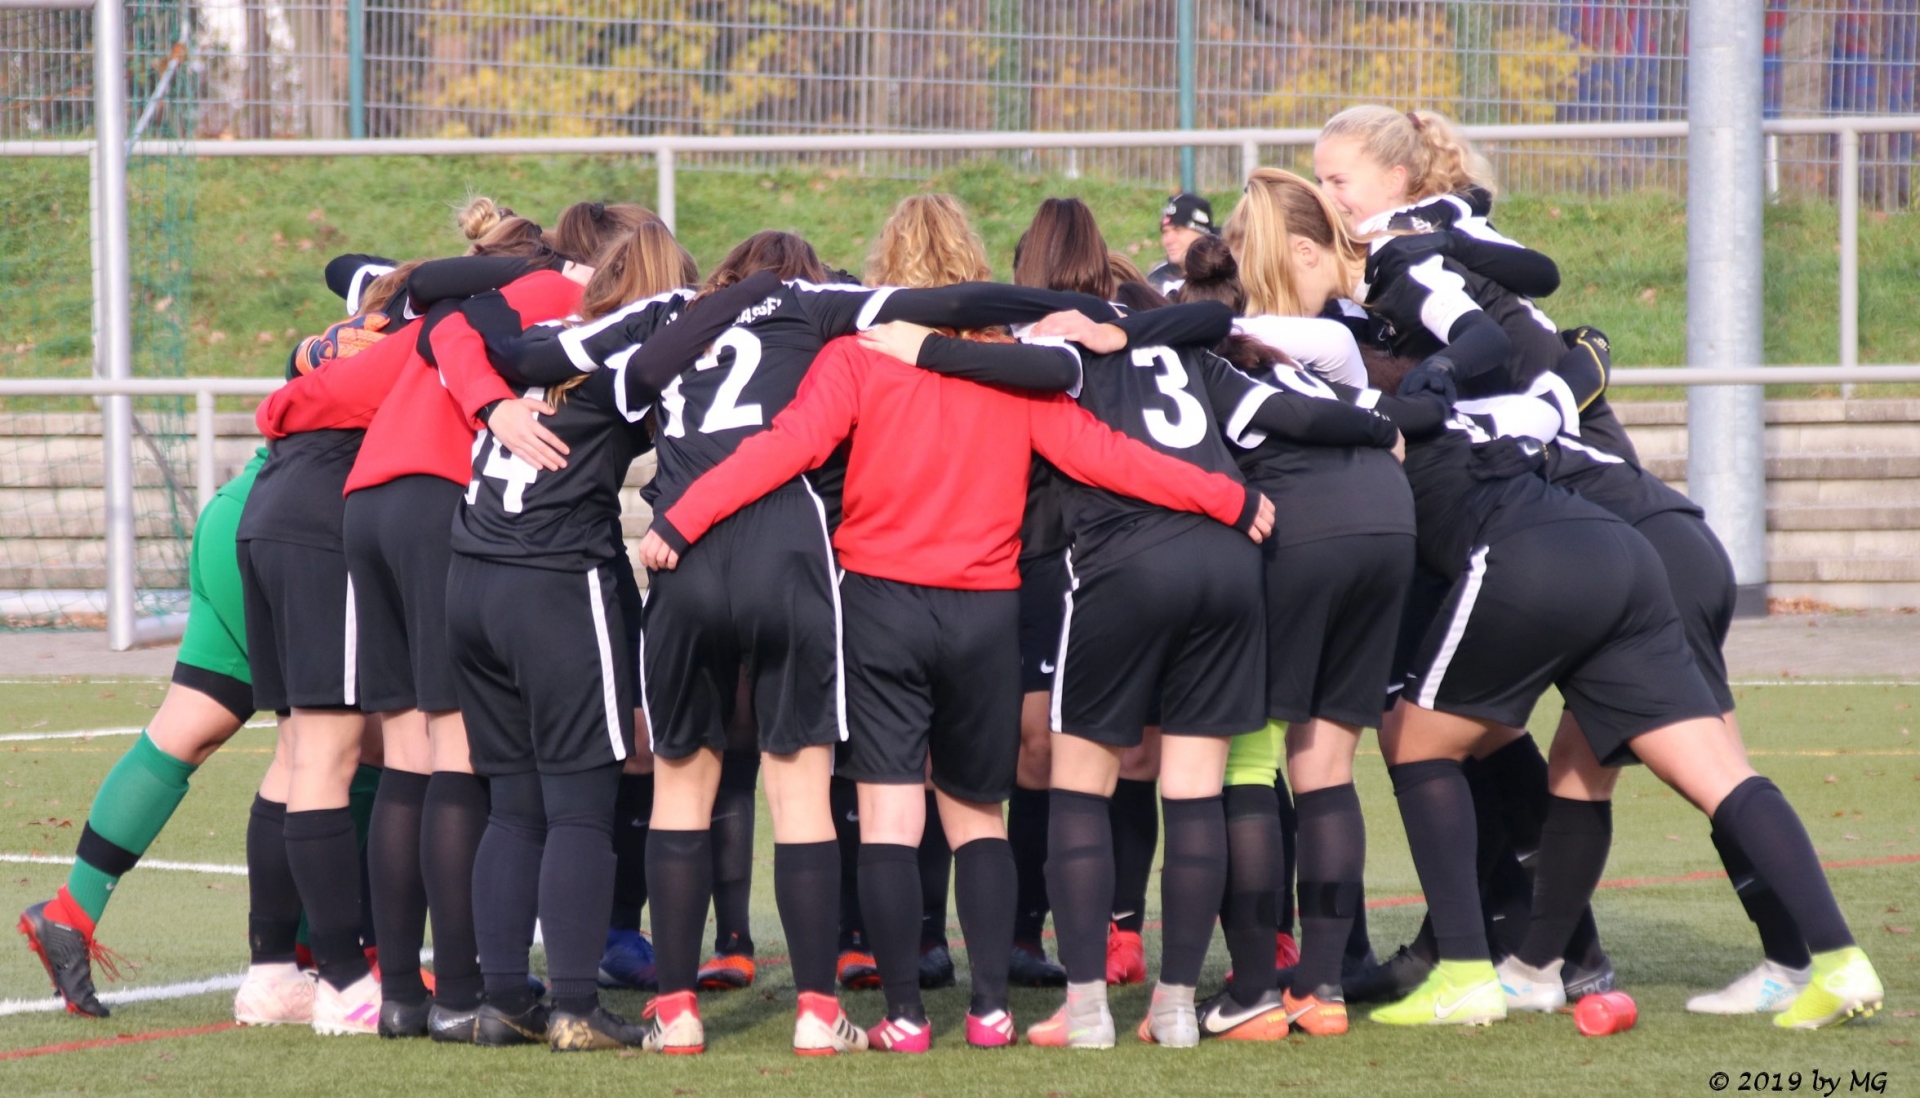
[1161, 192, 1217, 234]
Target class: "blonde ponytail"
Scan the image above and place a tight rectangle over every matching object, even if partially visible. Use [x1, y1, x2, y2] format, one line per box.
[1225, 167, 1363, 317]
[1319, 105, 1495, 203]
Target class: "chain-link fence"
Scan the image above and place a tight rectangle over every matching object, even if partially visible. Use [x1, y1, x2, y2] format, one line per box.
[5, 1, 1916, 203]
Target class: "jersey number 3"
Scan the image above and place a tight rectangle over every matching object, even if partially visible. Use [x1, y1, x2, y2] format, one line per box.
[661, 327, 764, 438]
[1132, 346, 1208, 449]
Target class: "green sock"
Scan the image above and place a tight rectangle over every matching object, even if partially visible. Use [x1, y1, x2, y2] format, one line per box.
[66, 733, 198, 923]
[348, 764, 382, 848]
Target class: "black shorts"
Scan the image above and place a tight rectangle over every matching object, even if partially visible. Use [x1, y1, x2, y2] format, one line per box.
[1388, 565, 1453, 710]
[837, 573, 1021, 804]
[446, 555, 634, 776]
[1017, 551, 1071, 695]
[1634, 509, 1737, 713]
[1406, 518, 1722, 767]
[238, 539, 358, 712]
[1264, 533, 1415, 729]
[1052, 523, 1267, 746]
[343, 475, 463, 713]
[640, 480, 843, 760]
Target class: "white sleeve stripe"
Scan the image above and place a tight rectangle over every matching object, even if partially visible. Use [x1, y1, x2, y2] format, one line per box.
[344, 264, 394, 316]
[558, 327, 600, 373]
[1407, 254, 1480, 343]
[1353, 388, 1382, 409]
[854, 286, 897, 330]
[1225, 385, 1278, 448]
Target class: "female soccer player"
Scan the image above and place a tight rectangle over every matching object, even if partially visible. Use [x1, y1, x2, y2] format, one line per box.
[1261, 168, 1886, 1031]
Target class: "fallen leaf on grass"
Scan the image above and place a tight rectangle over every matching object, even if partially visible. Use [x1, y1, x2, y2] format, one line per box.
[1884, 925, 1912, 935]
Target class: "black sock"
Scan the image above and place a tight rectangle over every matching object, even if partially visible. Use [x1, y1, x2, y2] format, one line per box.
[648, 829, 712, 994]
[245, 795, 301, 965]
[284, 807, 370, 990]
[475, 772, 543, 1007]
[422, 771, 489, 1010]
[1220, 786, 1279, 1006]
[1712, 777, 1853, 953]
[859, 843, 925, 1024]
[1517, 798, 1612, 968]
[1389, 760, 1487, 962]
[919, 791, 952, 949]
[1275, 771, 1297, 938]
[1109, 778, 1157, 933]
[365, 769, 430, 1004]
[953, 837, 1017, 1015]
[1345, 898, 1375, 966]
[831, 777, 865, 948]
[540, 766, 620, 1016]
[710, 754, 757, 956]
[1294, 783, 1365, 993]
[1480, 735, 1551, 853]
[1712, 824, 1811, 968]
[611, 773, 654, 931]
[775, 841, 841, 995]
[1563, 907, 1608, 971]
[1465, 759, 1532, 957]
[1160, 794, 1227, 988]
[1008, 785, 1051, 945]
[1047, 790, 1113, 985]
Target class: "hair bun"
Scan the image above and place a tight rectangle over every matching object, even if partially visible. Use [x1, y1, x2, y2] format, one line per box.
[1181, 234, 1238, 285]
[456, 196, 510, 241]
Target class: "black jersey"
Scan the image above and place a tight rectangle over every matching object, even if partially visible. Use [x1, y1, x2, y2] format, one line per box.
[1359, 251, 1565, 399]
[236, 429, 362, 551]
[450, 295, 686, 571]
[1232, 367, 1415, 548]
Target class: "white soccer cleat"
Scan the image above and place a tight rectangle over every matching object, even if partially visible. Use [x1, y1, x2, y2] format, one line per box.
[233, 961, 316, 1026]
[1496, 956, 1568, 1013]
[310, 971, 381, 1036]
[1687, 960, 1812, 1015]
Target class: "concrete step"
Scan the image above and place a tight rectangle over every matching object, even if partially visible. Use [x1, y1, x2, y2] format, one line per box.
[1643, 453, 1920, 482]
[1768, 504, 1920, 531]
[1764, 477, 1920, 505]
[1767, 529, 1920, 559]
[1768, 581, 1920, 610]
[1612, 399, 1920, 426]
[1770, 557, 1920, 583]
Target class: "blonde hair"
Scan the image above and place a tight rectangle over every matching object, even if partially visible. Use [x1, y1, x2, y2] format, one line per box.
[866, 194, 991, 289]
[1225, 167, 1364, 317]
[578, 221, 697, 322]
[455, 195, 551, 259]
[1319, 105, 1494, 202]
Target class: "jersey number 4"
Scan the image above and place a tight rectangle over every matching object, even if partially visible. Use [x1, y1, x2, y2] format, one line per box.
[1132, 346, 1208, 449]
[660, 327, 764, 438]
[466, 428, 540, 513]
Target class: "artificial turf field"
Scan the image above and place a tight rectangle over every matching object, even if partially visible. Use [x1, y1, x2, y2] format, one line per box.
[0, 679, 1913, 1097]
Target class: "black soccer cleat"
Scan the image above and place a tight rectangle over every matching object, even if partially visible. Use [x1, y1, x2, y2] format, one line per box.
[474, 999, 550, 1046]
[1008, 942, 1068, 988]
[1563, 954, 1618, 1001]
[549, 1005, 647, 1052]
[1342, 943, 1433, 1005]
[18, 901, 113, 1019]
[378, 996, 430, 1038]
[428, 1001, 482, 1043]
[918, 943, 957, 989]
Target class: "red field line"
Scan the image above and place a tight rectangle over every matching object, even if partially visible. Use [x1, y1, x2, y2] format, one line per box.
[0, 1022, 238, 1061]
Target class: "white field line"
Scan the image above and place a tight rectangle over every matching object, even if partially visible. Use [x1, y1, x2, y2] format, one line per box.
[1729, 679, 1917, 686]
[0, 973, 244, 1017]
[0, 720, 275, 744]
[0, 853, 247, 876]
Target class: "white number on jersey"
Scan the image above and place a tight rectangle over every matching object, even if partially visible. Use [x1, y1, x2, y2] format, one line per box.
[464, 389, 546, 515]
[661, 327, 766, 438]
[1131, 346, 1209, 450]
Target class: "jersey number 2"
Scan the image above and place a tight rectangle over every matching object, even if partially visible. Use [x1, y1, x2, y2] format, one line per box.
[1132, 346, 1208, 449]
[662, 327, 764, 438]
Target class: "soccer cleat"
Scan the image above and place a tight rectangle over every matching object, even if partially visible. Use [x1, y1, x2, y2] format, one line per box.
[1009, 942, 1068, 988]
[966, 1008, 1017, 1049]
[1344, 943, 1434, 1005]
[1368, 961, 1506, 1027]
[1027, 1000, 1117, 1049]
[311, 972, 382, 1036]
[1106, 923, 1146, 986]
[1195, 988, 1290, 1041]
[697, 952, 756, 991]
[1774, 948, 1884, 1030]
[793, 991, 868, 1055]
[919, 942, 957, 989]
[1274, 932, 1301, 970]
[1496, 956, 1567, 1012]
[837, 943, 881, 991]
[1563, 953, 1617, 1001]
[550, 1005, 646, 1051]
[866, 1014, 931, 1053]
[474, 999, 549, 1046]
[1136, 984, 1200, 1048]
[1282, 985, 1349, 1036]
[428, 1001, 481, 1043]
[1687, 960, 1812, 1015]
[640, 990, 706, 1054]
[377, 995, 430, 1038]
[18, 895, 118, 1019]
[233, 962, 316, 1026]
[598, 927, 657, 990]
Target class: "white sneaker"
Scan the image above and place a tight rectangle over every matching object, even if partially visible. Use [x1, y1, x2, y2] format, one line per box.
[233, 962, 316, 1026]
[311, 971, 381, 1036]
[1687, 960, 1812, 1015]
[1496, 956, 1568, 1012]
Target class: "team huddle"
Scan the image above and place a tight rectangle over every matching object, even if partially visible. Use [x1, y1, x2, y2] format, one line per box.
[19, 104, 1888, 1054]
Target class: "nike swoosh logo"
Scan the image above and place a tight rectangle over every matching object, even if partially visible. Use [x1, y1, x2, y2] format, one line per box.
[844, 810, 859, 822]
[1433, 987, 1486, 1019]
[1039, 661, 1056, 674]
[1201, 1009, 1249, 1034]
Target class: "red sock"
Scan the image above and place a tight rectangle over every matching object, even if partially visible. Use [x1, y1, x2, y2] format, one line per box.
[46, 886, 97, 938]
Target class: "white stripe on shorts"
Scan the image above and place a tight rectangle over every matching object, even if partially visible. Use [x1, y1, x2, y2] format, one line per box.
[1048, 550, 1080, 733]
[342, 577, 358, 707]
[800, 478, 850, 742]
[586, 567, 627, 762]
[1416, 545, 1491, 710]
[635, 588, 655, 752]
